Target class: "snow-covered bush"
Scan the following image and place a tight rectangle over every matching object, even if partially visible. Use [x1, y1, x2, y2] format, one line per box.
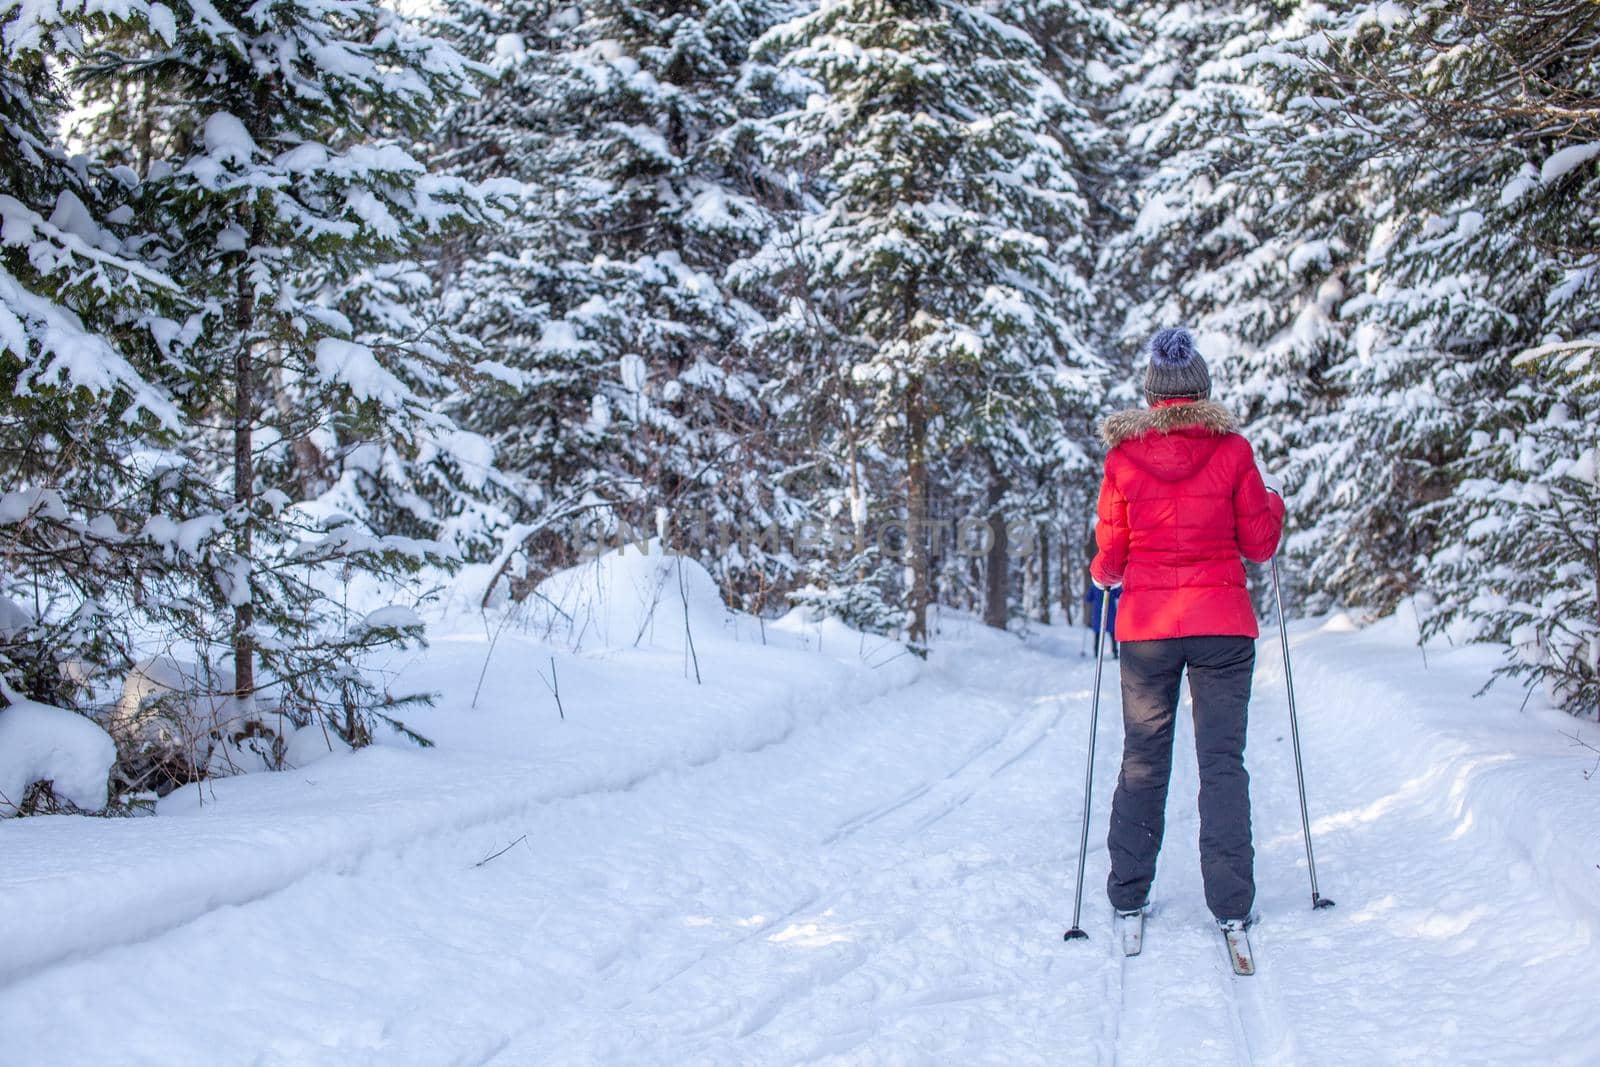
[787, 547, 903, 638]
[525, 544, 731, 652]
[0, 699, 116, 816]
[108, 657, 283, 793]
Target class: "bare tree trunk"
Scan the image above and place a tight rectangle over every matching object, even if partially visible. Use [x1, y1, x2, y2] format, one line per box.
[1038, 521, 1051, 625]
[232, 270, 255, 703]
[904, 378, 929, 646]
[230, 198, 265, 704]
[1061, 522, 1074, 625]
[846, 420, 866, 564]
[135, 82, 154, 174]
[983, 458, 1008, 629]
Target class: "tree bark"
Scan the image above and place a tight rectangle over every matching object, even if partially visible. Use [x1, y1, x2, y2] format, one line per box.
[231, 81, 279, 706]
[231, 212, 259, 704]
[846, 420, 866, 566]
[983, 458, 1008, 629]
[1062, 522, 1074, 625]
[904, 377, 930, 646]
[1038, 521, 1051, 625]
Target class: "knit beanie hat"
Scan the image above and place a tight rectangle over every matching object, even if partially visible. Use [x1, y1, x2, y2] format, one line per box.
[1144, 327, 1211, 403]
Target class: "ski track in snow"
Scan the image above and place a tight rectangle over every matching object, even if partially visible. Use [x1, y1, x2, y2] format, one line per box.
[3, 616, 1600, 1065]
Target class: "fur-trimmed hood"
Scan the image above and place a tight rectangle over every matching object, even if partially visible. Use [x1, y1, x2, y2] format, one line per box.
[1099, 400, 1239, 449]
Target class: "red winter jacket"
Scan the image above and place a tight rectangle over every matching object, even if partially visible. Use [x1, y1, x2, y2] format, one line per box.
[1090, 399, 1285, 641]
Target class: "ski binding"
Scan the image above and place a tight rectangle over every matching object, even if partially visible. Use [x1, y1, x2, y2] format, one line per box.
[1118, 907, 1145, 957]
[1218, 918, 1254, 976]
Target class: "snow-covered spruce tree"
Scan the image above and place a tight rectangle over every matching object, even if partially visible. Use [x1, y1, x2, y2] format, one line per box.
[429, 4, 621, 580]
[76, 0, 506, 751]
[0, 0, 193, 714]
[739, 0, 1107, 642]
[287, 250, 515, 560]
[1098, 0, 1276, 334]
[434, 0, 799, 608]
[979, 0, 1131, 628]
[733, 212, 908, 631]
[1300, 0, 1600, 714]
[1103, 2, 1392, 612]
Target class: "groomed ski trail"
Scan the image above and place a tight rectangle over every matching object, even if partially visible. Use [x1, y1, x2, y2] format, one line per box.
[1094, 746, 1298, 1067]
[1, 631, 1120, 1064]
[3, 616, 1599, 1065]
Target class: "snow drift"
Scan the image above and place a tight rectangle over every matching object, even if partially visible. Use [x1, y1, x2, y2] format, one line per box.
[520, 543, 732, 651]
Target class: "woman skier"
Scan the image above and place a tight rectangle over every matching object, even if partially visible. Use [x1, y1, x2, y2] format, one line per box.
[1089, 327, 1284, 947]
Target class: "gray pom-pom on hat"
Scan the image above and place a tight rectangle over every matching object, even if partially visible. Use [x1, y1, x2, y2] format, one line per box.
[1144, 327, 1211, 402]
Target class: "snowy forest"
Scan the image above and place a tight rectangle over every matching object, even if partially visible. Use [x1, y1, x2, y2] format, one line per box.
[5, 0, 1600, 1060]
[6, 0, 1596, 799]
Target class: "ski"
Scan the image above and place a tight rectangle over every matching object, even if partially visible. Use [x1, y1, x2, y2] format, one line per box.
[1218, 919, 1255, 976]
[1119, 908, 1145, 957]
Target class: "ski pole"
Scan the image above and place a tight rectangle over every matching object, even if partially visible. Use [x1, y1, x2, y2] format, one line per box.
[1065, 587, 1113, 940]
[1270, 555, 1335, 910]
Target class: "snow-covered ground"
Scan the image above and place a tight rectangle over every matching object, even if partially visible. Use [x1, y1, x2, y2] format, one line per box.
[2, 554, 1598, 1065]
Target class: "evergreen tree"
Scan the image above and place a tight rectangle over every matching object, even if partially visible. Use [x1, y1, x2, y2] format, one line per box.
[740, 0, 1108, 642]
[77, 0, 505, 749]
[1104, 2, 1397, 617]
[436, 0, 797, 608]
[0, 0, 187, 709]
[1300, 0, 1600, 713]
[985, 0, 1133, 628]
[1228, 4, 1407, 613]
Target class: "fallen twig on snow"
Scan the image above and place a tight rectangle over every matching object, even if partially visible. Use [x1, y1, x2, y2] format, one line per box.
[678, 557, 701, 685]
[1562, 730, 1600, 780]
[474, 834, 528, 868]
[538, 656, 565, 720]
[472, 610, 512, 709]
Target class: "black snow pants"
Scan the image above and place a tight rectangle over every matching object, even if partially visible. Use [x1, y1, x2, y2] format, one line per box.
[1106, 635, 1256, 921]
